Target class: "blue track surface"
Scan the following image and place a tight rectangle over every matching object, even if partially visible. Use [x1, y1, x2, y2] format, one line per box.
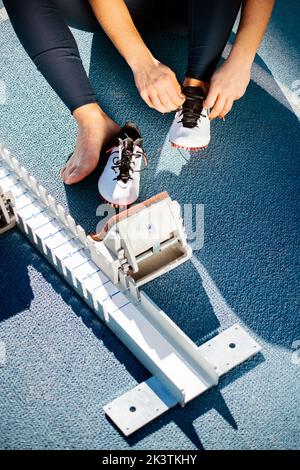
[0, 1, 299, 450]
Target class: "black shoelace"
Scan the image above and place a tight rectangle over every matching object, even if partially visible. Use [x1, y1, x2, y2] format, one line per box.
[179, 91, 206, 129]
[109, 140, 148, 184]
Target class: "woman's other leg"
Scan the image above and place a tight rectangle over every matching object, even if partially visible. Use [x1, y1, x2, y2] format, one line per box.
[53, 0, 100, 32]
[186, 0, 242, 89]
[169, 0, 242, 149]
[3, 0, 120, 184]
[54, 0, 155, 33]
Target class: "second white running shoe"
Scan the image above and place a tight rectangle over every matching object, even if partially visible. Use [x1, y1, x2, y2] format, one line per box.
[169, 86, 210, 151]
[98, 122, 147, 207]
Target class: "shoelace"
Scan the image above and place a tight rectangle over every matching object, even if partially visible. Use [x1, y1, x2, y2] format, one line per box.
[179, 93, 206, 128]
[108, 141, 148, 184]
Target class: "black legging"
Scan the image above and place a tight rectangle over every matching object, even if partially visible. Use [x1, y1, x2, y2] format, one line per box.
[3, 0, 242, 113]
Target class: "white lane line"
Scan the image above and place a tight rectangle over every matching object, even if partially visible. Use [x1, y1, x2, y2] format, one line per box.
[0, 7, 8, 23]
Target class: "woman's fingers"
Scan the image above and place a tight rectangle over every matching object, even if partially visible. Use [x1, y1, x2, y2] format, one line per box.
[209, 94, 227, 120]
[170, 72, 186, 102]
[156, 73, 184, 111]
[149, 79, 184, 113]
[219, 98, 234, 118]
[163, 85, 183, 110]
[149, 91, 169, 113]
[203, 85, 219, 111]
[140, 90, 154, 109]
[202, 59, 252, 118]
[144, 87, 177, 113]
[135, 61, 185, 113]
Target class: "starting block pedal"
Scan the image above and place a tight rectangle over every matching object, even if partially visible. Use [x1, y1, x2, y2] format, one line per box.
[92, 192, 192, 287]
[0, 187, 16, 234]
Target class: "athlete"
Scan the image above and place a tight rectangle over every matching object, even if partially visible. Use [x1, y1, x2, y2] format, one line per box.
[3, 0, 274, 206]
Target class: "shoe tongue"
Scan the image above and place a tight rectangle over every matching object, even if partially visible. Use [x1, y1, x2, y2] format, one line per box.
[122, 137, 133, 151]
[120, 122, 141, 141]
[119, 135, 143, 151]
[181, 86, 206, 128]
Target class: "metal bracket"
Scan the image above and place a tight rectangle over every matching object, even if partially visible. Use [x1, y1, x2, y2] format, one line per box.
[104, 377, 178, 436]
[0, 145, 262, 436]
[0, 187, 16, 234]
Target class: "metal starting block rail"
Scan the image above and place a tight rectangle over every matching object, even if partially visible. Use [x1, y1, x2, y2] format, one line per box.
[0, 145, 261, 436]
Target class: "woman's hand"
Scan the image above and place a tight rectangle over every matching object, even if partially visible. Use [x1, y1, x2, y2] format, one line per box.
[131, 55, 185, 113]
[88, 0, 185, 113]
[204, 58, 252, 119]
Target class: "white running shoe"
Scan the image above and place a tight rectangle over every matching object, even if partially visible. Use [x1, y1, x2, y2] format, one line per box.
[169, 86, 210, 151]
[98, 122, 147, 207]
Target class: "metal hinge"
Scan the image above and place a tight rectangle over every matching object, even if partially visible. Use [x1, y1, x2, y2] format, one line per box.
[0, 187, 16, 235]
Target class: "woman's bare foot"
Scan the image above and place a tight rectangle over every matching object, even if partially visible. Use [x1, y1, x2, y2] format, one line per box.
[61, 103, 120, 185]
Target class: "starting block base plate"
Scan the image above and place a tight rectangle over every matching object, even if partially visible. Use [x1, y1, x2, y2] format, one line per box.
[103, 376, 177, 436]
[104, 324, 261, 435]
[198, 323, 261, 377]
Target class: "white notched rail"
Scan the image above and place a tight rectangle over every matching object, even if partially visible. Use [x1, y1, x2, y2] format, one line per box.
[0, 145, 262, 436]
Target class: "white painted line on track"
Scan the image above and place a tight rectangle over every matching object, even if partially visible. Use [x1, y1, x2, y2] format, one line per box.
[0, 7, 8, 23]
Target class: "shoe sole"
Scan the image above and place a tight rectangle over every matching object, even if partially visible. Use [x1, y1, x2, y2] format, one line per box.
[170, 141, 209, 151]
[100, 194, 129, 209]
[99, 193, 134, 210]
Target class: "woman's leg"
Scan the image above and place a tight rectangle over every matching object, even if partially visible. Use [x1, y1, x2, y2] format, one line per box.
[185, 0, 243, 90]
[55, 0, 155, 33]
[53, 0, 101, 33]
[3, 0, 120, 184]
[3, 0, 99, 112]
[169, 0, 242, 149]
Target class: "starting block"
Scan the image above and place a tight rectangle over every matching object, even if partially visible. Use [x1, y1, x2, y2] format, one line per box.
[0, 144, 262, 436]
[92, 192, 192, 287]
